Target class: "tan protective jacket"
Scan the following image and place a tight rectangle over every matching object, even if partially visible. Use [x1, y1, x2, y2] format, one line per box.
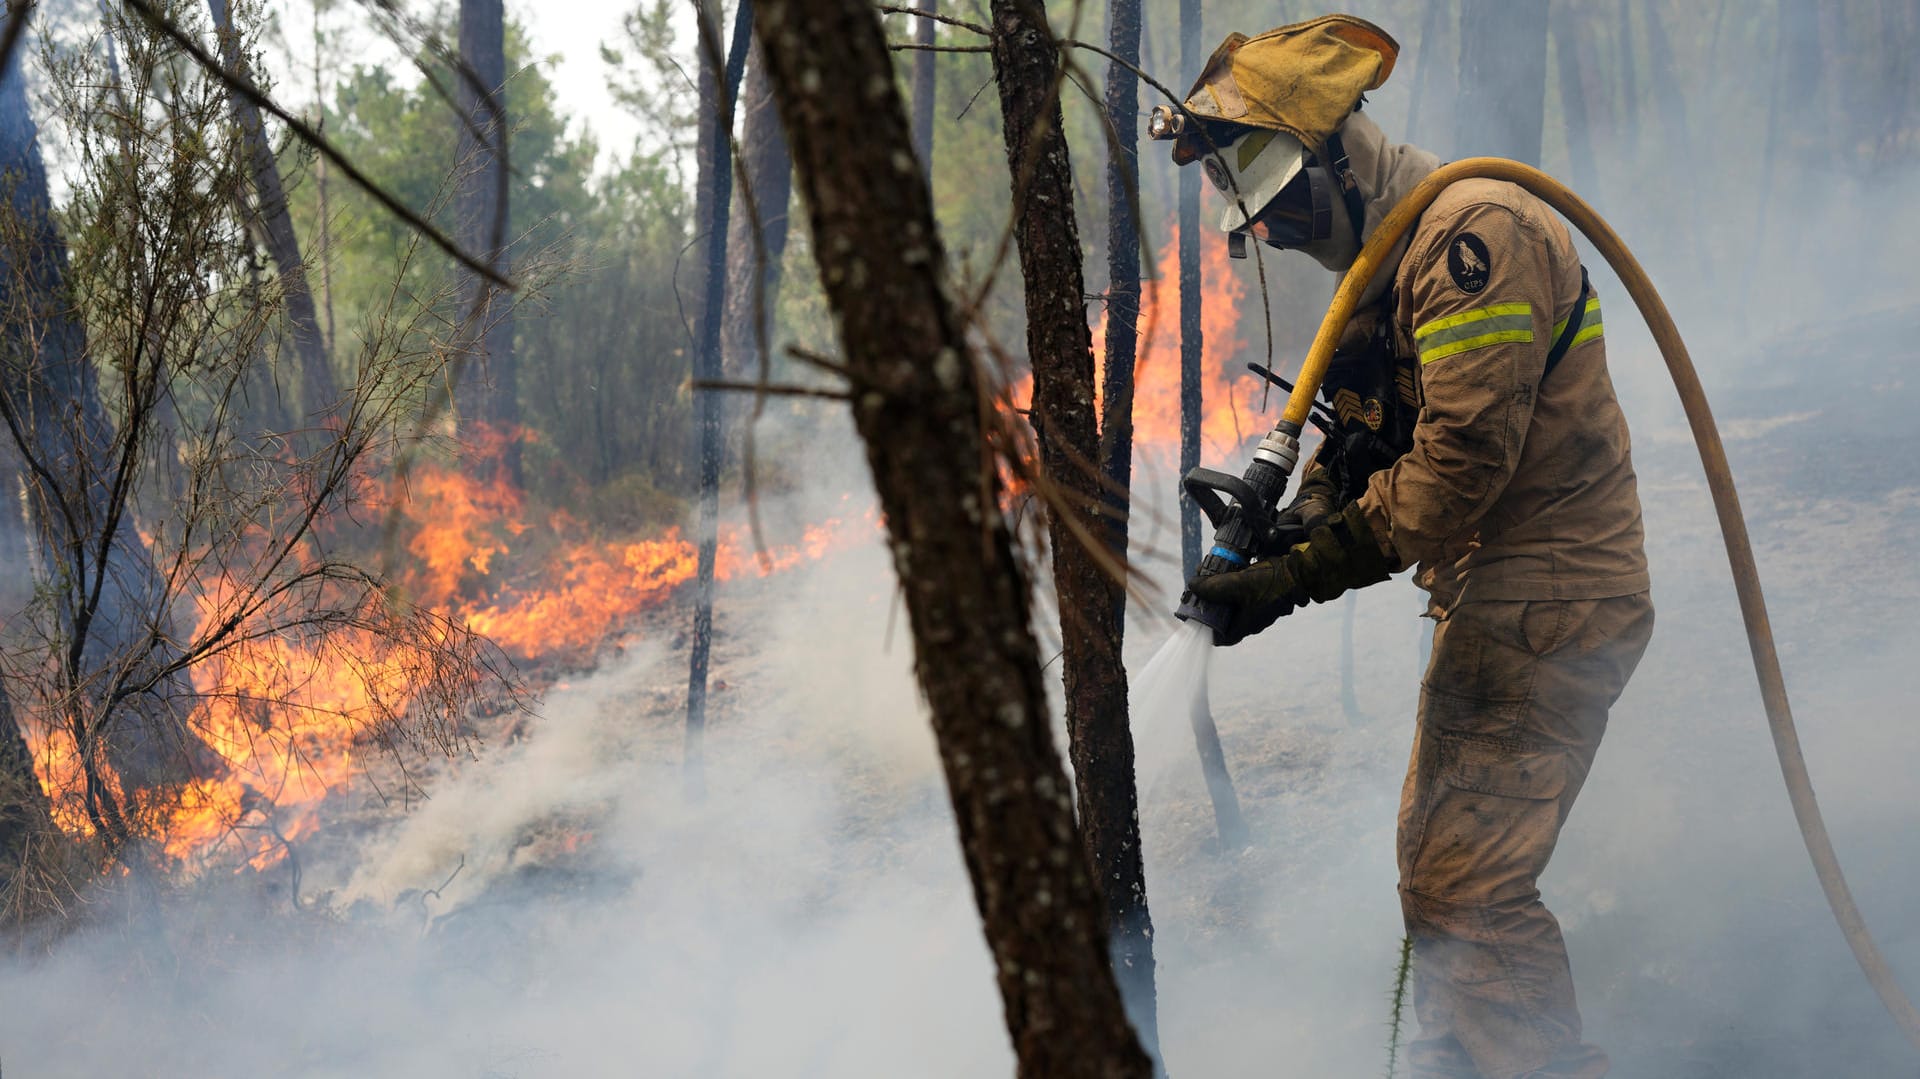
[1354, 177, 1650, 604]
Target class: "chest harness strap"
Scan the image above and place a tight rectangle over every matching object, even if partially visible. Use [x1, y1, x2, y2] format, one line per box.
[1543, 267, 1593, 379]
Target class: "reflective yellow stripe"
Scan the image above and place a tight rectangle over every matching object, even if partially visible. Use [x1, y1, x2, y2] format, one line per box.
[1551, 296, 1603, 341]
[1415, 302, 1535, 365]
[1568, 318, 1603, 349]
[1414, 302, 1533, 340]
[1420, 329, 1535, 365]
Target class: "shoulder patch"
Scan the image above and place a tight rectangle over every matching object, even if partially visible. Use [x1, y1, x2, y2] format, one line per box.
[1446, 233, 1491, 294]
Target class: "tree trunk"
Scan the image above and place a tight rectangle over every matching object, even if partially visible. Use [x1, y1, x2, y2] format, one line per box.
[1096, 0, 1159, 1054]
[720, 37, 792, 388]
[1551, 0, 1601, 201]
[0, 57, 204, 800]
[1639, 0, 1705, 272]
[455, 0, 516, 450]
[1172, 0, 1244, 853]
[207, 0, 338, 423]
[1177, 0, 1202, 577]
[1402, 0, 1449, 146]
[750, 3, 1150, 1072]
[911, 1, 937, 174]
[990, 0, 1157, 1054]
[311, 0, 336, 362]
[1455, 0, 1548, 165]
[684, 0, 754, 791]
[0, 667, 53, 910]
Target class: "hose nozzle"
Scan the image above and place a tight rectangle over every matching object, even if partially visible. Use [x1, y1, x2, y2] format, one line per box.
[1175, 590, 1232, 640]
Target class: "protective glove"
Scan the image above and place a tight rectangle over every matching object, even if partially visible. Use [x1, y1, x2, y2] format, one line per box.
[1286, 464, 1339, 532]
[1188, 503, 1398, 645]
[1186, 554, 1303, 646]
[1289, 501, 1398, 603]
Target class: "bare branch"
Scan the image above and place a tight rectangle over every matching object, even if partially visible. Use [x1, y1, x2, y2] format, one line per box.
[889, 41, 991, 53]
[873, 4, 989, 36]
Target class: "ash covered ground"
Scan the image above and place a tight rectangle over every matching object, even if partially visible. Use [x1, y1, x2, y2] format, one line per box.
[1, 309, 1917, 1078]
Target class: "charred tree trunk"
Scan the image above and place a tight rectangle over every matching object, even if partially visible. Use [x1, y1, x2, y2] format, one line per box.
[751, 3, 1150, 1072]
[720, 37, 792, 388]
[455, 0, 516, 456]
[1402, 0, 1449, 145]
[208, 0, 338, 424]
[1176, 0, 1202, 577]
[1551, 0, 1602, 201]
[1173, 0, 1243, 851]
[989, 0, 1156, 1053]
[0, 57, 204, 802]
[1455, 0, 1548, 164]
[684, 0, 753, 790]
[911, 1, 937, 173]
[310, 0, 336, 365]
[1100, 0, 1139, 564]
[1095, 0, 1159, 1054]
[1637, 0, 1706, 273]
[0, 665, 52, 909]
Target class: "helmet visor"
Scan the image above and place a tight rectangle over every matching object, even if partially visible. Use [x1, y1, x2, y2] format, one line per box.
[1246, 162, 1335, 248]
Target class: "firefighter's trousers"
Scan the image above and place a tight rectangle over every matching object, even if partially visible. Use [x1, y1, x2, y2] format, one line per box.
[1398, 592, 1654, 1079]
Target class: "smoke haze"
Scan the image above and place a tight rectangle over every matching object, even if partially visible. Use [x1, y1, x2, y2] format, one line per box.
[6, 3, 1920, 1077]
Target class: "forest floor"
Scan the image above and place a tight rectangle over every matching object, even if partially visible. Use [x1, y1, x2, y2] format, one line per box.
[365, 301, 1919, 1078]
[6, 309, 1916, 1077]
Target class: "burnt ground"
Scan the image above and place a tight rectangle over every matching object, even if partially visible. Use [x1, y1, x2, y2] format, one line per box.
[8, 310, 1912, 1077]
[375, 305, 1918, 1078]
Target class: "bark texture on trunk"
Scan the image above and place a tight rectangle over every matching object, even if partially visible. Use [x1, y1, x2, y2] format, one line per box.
[911, 2, 937, 173]
[1095, 0, 1160, 1054]
[0, 669, 52, 904]
[1455, 0, 1548, 165]
[454, 0, 515, 437]
[208, 0, 338, 421]
[1176, 0, 1202, 576]
[720, 38, 791, 386]
[751, 1, 1149, 1073]
[684, 0, 754, 788]
[0, 59, 202, 799]
[989, 0, 1156, 1053]
[1551, 0, 1601, 202]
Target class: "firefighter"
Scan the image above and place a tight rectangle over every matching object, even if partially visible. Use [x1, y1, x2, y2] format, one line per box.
[1167, 16, 1653, 1079]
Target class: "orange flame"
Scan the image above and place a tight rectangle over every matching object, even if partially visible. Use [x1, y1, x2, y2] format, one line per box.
[28, 442, 872, 873]
[1008, 222, 1264, 466]
[1096, 223, 1263, 464]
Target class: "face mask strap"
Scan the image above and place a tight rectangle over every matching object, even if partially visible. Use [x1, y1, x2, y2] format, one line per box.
[1321, 129, 1370, 241]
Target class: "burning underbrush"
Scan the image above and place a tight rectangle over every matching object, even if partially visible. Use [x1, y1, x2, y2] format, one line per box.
[15, 222, 1264, 918]
[20, 430, 871, 889]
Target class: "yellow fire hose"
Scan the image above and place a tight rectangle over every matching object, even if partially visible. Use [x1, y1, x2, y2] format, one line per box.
[1276, 157, 1920, 1051]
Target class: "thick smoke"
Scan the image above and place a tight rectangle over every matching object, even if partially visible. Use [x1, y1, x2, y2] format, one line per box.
[5, 5, 1919, 1077]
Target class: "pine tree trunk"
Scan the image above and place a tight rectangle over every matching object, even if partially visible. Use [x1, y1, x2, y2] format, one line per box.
[911, 1, 937, 173]
[0, 59, 204, 799]
[1095, 0, 1160, 1054]
[0, 669, 53, 906]
[990, 0, 1159, 1055]
[750, 2, 1151, 1073]
[1402, 0, 1449, 145]
[1177, 0, 1203, 576]
[208, 0, 339, 423]
[720, 38, 792, 389]
[1552, 0, 1601, 201]
[684, 0, 754, 790]
[455, 0, 516, 450]
[1455, 0, 1548, 165]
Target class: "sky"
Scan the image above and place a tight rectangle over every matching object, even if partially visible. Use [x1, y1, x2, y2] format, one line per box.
[511, 0, 646, 164]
